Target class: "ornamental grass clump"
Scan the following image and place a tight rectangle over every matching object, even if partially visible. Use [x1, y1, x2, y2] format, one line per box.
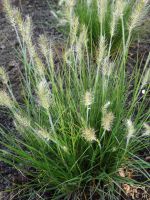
[58, 0, 149, 52]
[0, 0, 150, 199]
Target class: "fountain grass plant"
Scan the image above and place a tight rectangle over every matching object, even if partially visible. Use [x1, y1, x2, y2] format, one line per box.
[0, 0, 150, 199]
[58, 0, 149, 53]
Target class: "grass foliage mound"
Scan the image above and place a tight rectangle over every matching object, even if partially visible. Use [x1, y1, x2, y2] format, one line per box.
[0, 0, 149, 199]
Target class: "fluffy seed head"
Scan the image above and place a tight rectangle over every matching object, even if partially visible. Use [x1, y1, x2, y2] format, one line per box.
[110, 0, 126, 37]
[63, 0, 75, 25]
[102, 57, 114, 77]
[70, 16, 79, 45]
[23, 16, 33, 41]
[141, 68, 150, 89]
[0, 67, 9, 84]
[110, 11, 117, 37]
[13, 8, 24, 36]
[82, 128, 97, 142]
[115, 0, 126, 18]
[37, 129, 51, 140]
[83, 91, 93, 106]
[38, 34, 49, 58]
[126, 119, 135, 144]
[143, 123, 150, 136]
[78, 25, 88, 48]
[27, 42, 36, 58]
[0, 91, 13, 108]
[3, 0, 16, 26]
[128, 0, 148, 32]
[101, 111, 114, 131]
[37, 79, 52, 110]
[75, 41, 83, 62]
[64, 48, 73, 66]
[14, 112, 30, 128]
[21, 16, 36, 58]
[96, 36, 106, 67]
[34, 56, 45, 77]
[97, 0, 107, 22]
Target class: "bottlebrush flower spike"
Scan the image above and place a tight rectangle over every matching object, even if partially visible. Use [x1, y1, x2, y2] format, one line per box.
[128, 0, 148, 32]
[126, 119, 136, 145]
[82, 128, 97, 142]
[101, 111, 114, 131]
[97, 0, 107, 22]
[38, 34, 49, 58]
[37, 79, 52, 110]
[14, 112, 30, 128]
[83, 91, 93, 107]
[96, 36, 106, 67]
[141, 68, 150, 89]
[0, 91, 13, 108]
[101, 102, 114, 131]
[110, 0, 126, 37]
[3, 0, 16, 27]
[70, 16, 79, 45]
[34, 55, 46, 77]
[37, 129, 51, 140]
[102, 57, 114, 77]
